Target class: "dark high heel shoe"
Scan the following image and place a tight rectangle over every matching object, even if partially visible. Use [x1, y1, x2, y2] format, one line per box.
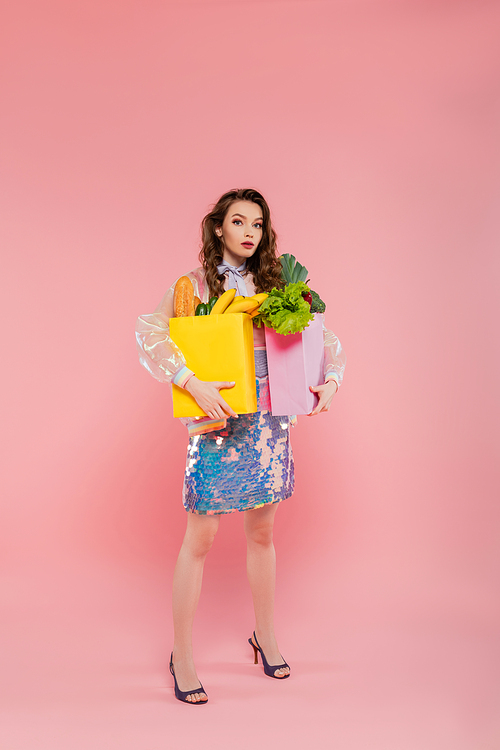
[248, 632, 290, 679]
[169, 653, 208, 704]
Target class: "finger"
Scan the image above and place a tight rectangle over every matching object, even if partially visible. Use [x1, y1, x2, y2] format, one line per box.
[210, 404, 225, 420]
[218, 397, 237, 418]
[219, 408, 231, 420]
[315, 396, 331, 414]
[309, 385, 322, 393]
[208, 408, 223, 421]
[214, 381, 236, 390]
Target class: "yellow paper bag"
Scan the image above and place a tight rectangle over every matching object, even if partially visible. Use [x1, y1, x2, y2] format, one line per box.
[170, 313, 257, 417]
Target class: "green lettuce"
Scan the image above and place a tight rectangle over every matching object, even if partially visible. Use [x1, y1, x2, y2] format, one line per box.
[256, 282, 314, 335]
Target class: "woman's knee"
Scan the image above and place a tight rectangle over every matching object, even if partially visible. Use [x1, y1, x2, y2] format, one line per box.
[244, 512, 275, 547]
[184, 513, 220, 557]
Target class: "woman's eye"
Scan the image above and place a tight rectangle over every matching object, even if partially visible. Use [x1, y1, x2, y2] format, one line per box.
[232, 219, 262, 228]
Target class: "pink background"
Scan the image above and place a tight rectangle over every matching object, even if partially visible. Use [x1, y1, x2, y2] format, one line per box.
[1, 1, 499, 747]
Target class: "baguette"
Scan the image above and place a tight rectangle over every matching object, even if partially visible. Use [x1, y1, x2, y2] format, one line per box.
[173, 276, 195, 317]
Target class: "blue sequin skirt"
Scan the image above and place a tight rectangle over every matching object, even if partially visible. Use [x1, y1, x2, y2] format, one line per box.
[182, 378, 295, 515]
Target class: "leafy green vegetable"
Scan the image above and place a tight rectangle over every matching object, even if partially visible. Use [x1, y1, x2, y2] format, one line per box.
[256, 281, 314, 335]
[310, 289, 326, 313]
[279, 254, 309, 284]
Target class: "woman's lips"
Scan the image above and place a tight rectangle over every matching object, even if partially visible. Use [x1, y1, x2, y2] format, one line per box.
[241, 242, 254, 248]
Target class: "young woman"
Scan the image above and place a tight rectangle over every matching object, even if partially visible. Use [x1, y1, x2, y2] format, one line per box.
[135, 188, 346, 704]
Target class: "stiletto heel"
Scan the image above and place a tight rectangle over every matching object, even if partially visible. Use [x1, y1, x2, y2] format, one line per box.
[169, 653, 208, 704]
[250, 641, 259, 664]
[248, 631, 290, 679]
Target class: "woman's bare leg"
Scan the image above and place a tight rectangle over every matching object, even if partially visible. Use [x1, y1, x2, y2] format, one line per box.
[243, 502, 290, 677]
[171, 511, 220, 702]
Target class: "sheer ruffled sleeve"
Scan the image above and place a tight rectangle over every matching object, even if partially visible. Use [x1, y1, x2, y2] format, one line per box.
[135, 269, 208, 386]
[322, 317, 346, 389]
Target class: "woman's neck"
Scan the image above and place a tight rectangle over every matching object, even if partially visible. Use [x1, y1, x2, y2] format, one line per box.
[222, 249, 246, 268]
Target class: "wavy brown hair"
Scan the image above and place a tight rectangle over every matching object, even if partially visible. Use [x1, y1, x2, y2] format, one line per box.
[198, 188, 284, 299]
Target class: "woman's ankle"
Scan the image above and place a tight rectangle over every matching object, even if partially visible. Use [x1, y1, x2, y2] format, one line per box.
[172, 645, 194, 663]
[254, 627, 277, 644]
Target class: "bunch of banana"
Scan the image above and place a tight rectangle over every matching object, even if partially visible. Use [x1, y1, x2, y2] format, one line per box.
[204, 289, 268, 317]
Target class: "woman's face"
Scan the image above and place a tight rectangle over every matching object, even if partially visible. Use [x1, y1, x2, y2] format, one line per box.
[216, 200, 263, 267]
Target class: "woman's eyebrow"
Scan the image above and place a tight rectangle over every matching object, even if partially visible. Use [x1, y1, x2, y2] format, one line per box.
[231, 213, 264, 221]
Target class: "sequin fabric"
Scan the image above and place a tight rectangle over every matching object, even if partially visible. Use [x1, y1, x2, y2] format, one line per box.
[183, 378, 294, 515]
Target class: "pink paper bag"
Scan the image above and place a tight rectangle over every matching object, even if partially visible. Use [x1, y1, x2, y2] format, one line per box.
[264, 313, 325, 416]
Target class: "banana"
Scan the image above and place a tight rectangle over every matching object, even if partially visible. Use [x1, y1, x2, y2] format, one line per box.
[251, 293, 268, 304]
[210, 288, 236, 314]
[233, 295, 245, 303]
[224, 298, 260, 314]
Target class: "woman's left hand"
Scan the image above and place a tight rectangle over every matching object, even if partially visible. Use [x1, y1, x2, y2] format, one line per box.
[307, 381, 338, 416]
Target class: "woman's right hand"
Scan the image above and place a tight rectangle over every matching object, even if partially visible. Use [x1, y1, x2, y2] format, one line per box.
[184, 377, 238, 420]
